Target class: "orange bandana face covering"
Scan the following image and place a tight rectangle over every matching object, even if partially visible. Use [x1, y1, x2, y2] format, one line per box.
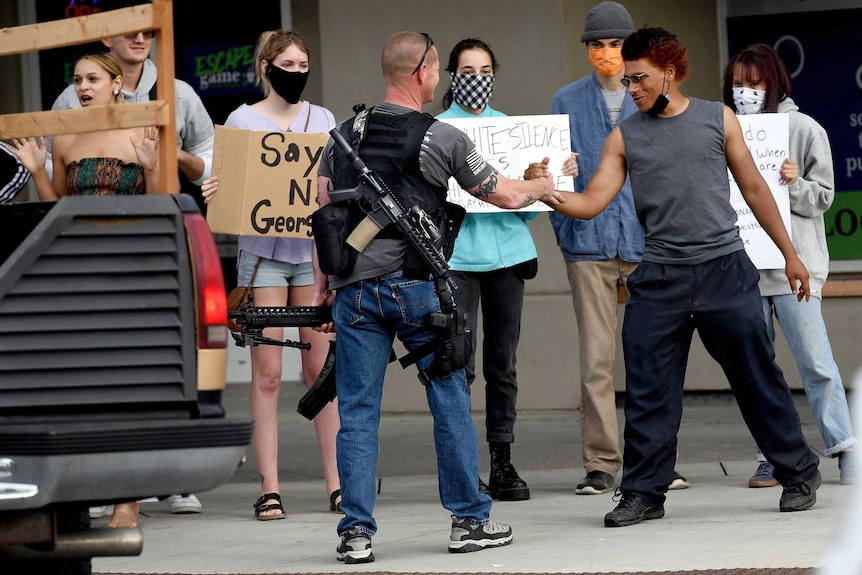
[588, 47, 624, 77]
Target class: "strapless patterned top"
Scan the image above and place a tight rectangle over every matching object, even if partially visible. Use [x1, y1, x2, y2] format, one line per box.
[65, 157, 146, 196]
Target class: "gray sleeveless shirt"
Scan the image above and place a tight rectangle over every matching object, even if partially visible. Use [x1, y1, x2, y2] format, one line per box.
[619, 97, 743, 265]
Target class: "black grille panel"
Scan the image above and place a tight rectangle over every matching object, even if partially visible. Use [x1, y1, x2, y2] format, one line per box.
[0, 197, 197, 414]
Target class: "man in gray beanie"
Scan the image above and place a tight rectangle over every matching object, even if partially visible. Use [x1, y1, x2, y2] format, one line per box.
[549, 1, 689, 497]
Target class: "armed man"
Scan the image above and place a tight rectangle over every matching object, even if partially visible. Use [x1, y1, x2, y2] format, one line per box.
[311, 31, 562, 564]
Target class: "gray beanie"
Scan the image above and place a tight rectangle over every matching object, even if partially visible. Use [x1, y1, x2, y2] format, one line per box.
[581, 1, 634, 43]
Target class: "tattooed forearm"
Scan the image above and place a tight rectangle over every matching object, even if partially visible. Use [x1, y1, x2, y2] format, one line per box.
[471, 170, 499, 199]
[518, 195, 534, 209]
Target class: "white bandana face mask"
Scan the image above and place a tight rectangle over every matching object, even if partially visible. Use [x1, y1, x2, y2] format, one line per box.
[450, 72, 495, 110]
[733, 87, 766, 115]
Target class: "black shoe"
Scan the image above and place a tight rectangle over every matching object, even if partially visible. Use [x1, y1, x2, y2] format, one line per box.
[488, 443, 530, 501]
[478, 476, 491, 496]
[604, 490, 665, 527]
[780, 470, 822, 512]
[576, 470, 615, 495]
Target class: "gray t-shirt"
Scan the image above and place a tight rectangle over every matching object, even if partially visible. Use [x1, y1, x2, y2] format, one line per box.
[318, 101, 494, 288]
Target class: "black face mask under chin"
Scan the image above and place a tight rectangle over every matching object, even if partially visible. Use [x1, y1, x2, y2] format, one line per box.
[647, 73, 671, 116]
[265, 63, 309, 104]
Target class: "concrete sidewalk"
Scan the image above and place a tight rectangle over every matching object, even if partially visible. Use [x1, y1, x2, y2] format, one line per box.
[93, 382, 856, 574]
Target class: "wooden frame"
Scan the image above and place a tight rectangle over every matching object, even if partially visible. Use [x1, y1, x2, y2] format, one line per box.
[0, 0, 179, 194]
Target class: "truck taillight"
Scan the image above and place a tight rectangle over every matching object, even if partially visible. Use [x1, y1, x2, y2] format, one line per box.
[183, 211, 228, 349]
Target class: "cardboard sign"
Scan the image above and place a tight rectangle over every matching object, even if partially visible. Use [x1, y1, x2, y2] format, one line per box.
[207, 125, 329, 237]
[729, 113, 791, 269]
[438, 114, 574, 213]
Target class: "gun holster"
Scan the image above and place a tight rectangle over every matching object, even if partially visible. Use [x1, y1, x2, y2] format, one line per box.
[297, 339, 337, 420]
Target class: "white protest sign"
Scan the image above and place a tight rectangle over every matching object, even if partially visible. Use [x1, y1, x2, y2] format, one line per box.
[730, 113, 791, 269]
[438, 115, 574, 213]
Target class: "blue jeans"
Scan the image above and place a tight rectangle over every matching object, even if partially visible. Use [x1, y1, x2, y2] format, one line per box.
[334, 269, 491, 536]
[755, 294, 856, 460]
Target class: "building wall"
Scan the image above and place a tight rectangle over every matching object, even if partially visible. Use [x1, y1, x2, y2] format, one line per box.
[4, 0, 860, 411]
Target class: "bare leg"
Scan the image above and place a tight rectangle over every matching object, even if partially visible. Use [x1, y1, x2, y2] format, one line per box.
[107, 501, 139, 528]
[249, 286, 288, 518]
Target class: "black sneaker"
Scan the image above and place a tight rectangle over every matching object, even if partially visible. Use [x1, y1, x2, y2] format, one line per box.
[576, 470, 615, 495]
[336, 527, 374, 564]
[604, 490, 665, 527]
[449, 516, 513, 553]
[779, 469, 822, 512]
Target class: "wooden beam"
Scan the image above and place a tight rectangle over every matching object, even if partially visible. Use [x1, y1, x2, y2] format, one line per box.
[151, 0, 178, 194]
[0, 5, 155, 56]
[0, 102, 170, 139]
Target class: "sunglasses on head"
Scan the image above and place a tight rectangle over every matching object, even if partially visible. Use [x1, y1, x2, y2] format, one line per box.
[411, 33, 434, 75]
[620, 66, 659, 87]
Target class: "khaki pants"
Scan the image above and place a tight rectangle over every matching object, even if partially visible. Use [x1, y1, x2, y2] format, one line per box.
[565, 257, 638, 476]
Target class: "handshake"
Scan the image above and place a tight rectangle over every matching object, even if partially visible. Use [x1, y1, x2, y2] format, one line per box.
[525, 152, 579, 208]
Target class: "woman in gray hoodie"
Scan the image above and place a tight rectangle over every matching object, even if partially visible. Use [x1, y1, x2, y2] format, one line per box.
[722, 43, 856, 488]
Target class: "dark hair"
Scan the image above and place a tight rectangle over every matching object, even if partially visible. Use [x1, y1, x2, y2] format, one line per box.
[441, 38, 498, 111]
[621, 26, 688, 82]
[721, 44, 791, 114]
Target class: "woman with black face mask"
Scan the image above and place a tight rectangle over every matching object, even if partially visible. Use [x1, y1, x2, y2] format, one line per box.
[201, 29, 342, 521]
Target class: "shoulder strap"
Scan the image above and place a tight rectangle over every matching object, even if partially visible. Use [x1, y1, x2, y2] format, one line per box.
[148, 81, 157, 102]
[248, 257, 262, 286]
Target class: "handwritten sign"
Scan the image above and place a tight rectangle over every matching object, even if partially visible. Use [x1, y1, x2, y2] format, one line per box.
[207, 126, 329, 237]
[730, 113, 791, 269]
[438, 115, 574, 213]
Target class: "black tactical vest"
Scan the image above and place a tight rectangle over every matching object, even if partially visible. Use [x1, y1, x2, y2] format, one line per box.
[331, 108, 448, 241]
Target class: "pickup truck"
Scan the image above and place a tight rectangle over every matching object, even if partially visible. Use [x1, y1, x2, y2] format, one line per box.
[0, 194, 254, 575]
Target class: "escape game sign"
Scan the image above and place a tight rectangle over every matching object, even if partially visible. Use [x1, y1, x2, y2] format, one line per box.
[207, 126, 328, 238]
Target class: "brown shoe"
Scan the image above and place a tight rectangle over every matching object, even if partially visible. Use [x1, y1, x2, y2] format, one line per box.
[748, 461, 779, 488]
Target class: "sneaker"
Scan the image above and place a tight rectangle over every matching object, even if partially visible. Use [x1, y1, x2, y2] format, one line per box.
[748, 461, 779, 488]
[604, 490, 665, 527]
[839, 451, 856, 486]
[337, 528, 374, 564]
[576, 470, 615, 495]
[668, 470, 691, 490]
[448, 516, 513, 553]
[167, 494, 202, 514]
[779, 469, 822, 512]
[89, 505, 113, 519]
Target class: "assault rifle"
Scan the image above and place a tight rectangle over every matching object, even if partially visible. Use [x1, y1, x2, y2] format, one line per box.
[327, 126, 451, 280]
[228, 295, 337, 421]
[228, 296, 332, 349]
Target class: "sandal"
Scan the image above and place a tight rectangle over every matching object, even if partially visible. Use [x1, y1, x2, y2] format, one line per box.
[329, 489, 344, 513]
[253, 492, 286, 521]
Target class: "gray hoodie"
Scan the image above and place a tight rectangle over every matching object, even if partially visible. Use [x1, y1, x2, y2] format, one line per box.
[758, 97, 835, 297]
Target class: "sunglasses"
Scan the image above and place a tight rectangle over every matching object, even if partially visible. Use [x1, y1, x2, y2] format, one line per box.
[411, 33, 434, 75]
[620, 66, 659, 87]
[123, 31, 156, 41]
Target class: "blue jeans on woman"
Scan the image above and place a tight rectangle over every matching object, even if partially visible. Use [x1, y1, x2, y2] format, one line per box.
[755, 294, 856, 461]
[333, 269, 492, 536]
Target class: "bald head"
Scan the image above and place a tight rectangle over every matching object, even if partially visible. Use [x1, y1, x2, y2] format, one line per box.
[382, 31, 437, 81]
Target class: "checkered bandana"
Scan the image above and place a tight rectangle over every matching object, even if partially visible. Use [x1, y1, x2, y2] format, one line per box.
[450, 72, 495, 110]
